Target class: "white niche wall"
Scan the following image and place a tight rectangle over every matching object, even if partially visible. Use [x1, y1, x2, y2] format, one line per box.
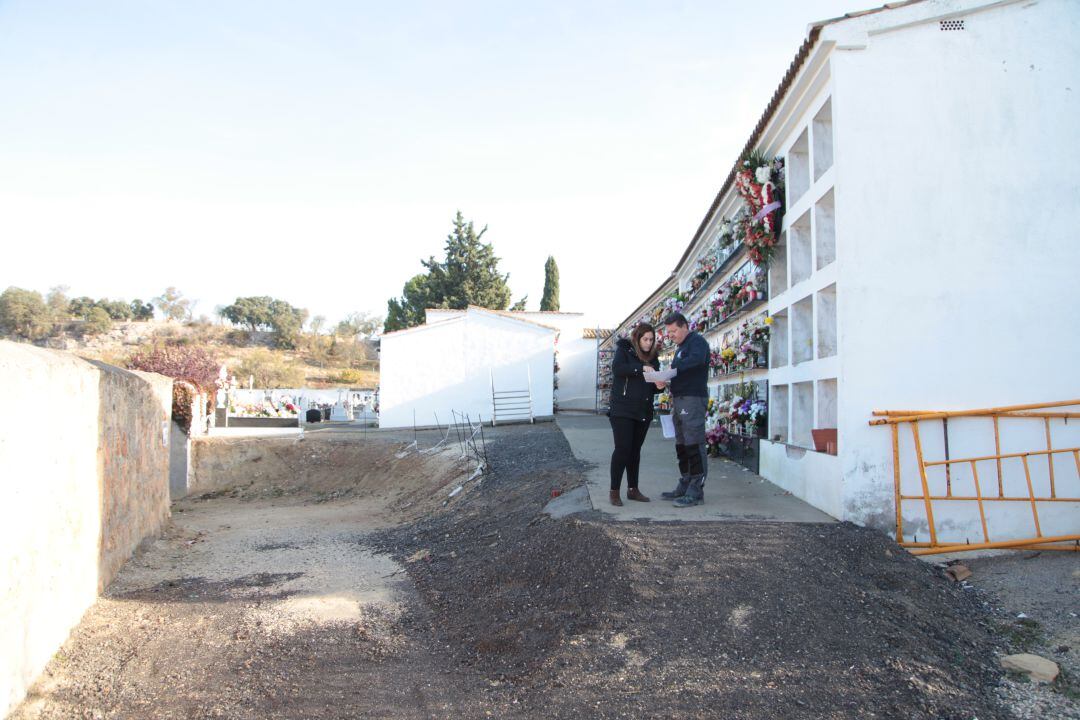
[767, 91, 840, 451]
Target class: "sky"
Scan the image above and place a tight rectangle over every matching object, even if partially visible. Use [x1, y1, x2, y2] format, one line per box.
[0, 0, 865, 329]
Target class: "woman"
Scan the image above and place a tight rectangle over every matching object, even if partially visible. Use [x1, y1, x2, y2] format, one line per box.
[607, 323, 665, 506]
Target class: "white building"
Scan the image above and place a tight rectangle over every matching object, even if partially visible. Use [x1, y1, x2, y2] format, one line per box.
[423, 308, 608, 413]
[606, 0, 1080, 547]
[379, 306, 557, 429]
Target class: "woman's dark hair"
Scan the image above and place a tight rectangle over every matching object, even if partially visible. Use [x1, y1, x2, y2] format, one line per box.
[630, 323, 658, 363]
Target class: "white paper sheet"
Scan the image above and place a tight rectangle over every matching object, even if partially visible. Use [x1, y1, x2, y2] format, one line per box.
[642, 368, 677, 383]
[659, 414, 675, 439]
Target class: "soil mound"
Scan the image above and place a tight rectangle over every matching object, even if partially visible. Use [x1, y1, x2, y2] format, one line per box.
[190, 434, 465, 518]
[373, 422, 1015, 719]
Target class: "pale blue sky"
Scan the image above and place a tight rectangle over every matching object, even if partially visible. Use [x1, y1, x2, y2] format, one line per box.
[0, 0, 864, 328]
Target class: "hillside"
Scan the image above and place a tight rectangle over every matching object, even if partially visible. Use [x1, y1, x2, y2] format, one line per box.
[30, 320, 379, 389]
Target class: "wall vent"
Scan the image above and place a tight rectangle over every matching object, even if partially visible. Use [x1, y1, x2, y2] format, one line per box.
[939, 19, 965, 31]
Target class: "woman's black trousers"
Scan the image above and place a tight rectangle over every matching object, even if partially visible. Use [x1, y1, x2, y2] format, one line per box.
[609, 416, 651, 491]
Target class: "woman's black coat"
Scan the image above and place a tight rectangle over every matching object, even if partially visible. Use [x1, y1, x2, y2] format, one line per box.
[607, 338, 661, 422]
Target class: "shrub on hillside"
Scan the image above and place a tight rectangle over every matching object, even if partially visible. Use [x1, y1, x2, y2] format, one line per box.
[82, 307, 113, 336]
[327, 368, 372, 385]
[230, 348, 305, 388]
[0, 286, 50, 339]
[127, 344, 220, 390]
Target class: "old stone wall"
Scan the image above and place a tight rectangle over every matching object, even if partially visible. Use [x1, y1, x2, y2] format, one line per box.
[0, 342, 172, 717]
[89, 360, 173, 588]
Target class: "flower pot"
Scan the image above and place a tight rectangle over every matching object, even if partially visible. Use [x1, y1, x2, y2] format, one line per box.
[812, 428, 838, 454]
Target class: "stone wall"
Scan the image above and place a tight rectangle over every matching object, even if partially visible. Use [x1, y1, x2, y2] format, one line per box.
[0, 342, 172, 717]
[89, 360, 173, 587]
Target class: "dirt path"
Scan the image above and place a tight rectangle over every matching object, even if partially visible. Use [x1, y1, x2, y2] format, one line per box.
[11, 436, 502, 719]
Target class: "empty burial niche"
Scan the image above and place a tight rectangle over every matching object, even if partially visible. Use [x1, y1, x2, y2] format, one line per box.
[770, 235, 788, 296]
[787, 128, 810, 206]
[815, 189, 836, 270]
[816, 284, 837, 358]
[817, 378, 838, 428]
[792, 381, 814, 448]
[770, 383, 789, 442]
[791, 295, 814, 365]
[770, 310, 789, 368]
[789, 210, 812, 286]
[812, 99, 834, 181]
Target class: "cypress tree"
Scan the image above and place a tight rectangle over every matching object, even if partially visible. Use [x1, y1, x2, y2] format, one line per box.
[540, 256, 560, 311]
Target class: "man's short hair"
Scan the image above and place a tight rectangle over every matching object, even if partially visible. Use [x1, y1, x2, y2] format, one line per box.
[663, 312, 688, 328]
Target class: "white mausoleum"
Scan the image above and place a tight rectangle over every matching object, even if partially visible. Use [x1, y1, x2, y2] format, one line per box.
[378, 306, 558, 429]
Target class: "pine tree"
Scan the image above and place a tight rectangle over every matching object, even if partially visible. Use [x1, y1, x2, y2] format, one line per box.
[540, 256, 560, 311]
[384, 212, 514, 332]
[385, 274, 434, 332]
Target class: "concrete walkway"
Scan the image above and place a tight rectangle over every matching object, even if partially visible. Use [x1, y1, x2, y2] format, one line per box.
[556, 414, 835, 523]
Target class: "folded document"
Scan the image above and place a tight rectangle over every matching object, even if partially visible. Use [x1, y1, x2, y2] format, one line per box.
[642, 368, 677, 383]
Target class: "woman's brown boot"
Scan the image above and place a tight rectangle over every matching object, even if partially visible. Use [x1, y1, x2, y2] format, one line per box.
[609, 490, 623, 506]
[626, 488, 651, 502]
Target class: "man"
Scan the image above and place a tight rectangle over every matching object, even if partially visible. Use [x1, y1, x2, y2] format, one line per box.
[660, 312, 710, 507]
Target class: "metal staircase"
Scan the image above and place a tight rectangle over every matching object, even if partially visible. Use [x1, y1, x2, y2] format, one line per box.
[490, 367, 534, 426]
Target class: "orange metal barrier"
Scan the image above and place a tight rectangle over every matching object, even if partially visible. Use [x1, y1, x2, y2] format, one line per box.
[870, 400, 1080, 555]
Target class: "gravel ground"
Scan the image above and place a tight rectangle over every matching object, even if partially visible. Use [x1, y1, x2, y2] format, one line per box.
[960, 552, 1080, 719]
[372, 422, 1016, 719]
[14, 422, 1068, 719]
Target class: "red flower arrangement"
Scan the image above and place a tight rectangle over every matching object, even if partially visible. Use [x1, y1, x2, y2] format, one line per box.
[734, 151, 785, 267]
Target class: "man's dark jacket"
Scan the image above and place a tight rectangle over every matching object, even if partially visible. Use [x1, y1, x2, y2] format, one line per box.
[669, 330, 709, 397]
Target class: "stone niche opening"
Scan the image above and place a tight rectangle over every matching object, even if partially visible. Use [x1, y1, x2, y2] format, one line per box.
[769, 310, 789, 368]
[815, 378, 838, 454]
[792, 381, 814, 449]
[815, 189, 836, 270]
[770, 234, 788, 296]
[816, 283, 837, 359]
[787, 128, 810, 205]
[812, 98, 834, 181]
[770, 383, 789, 443]
[789, 210, 812, 287]
[817, 378, 838, 428]
[791, 295, 814, 365]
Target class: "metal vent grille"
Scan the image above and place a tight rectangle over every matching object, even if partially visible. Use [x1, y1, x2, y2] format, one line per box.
[940, 19, 965, 31]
